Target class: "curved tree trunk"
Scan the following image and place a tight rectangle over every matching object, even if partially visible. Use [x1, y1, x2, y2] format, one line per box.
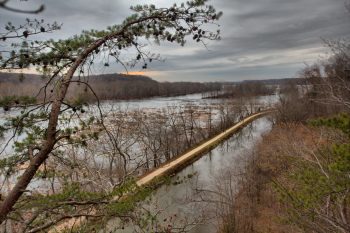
[0, 13, 170, 222]
[0, 38, 106, 223]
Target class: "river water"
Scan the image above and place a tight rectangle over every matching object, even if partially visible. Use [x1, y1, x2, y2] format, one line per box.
[108, 117, 272, 233]
[0, 92, 277, 157]
[0, 93, 275, 232]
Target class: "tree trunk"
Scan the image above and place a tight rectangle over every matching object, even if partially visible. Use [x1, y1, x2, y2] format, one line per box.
[0, 38, 106, 223]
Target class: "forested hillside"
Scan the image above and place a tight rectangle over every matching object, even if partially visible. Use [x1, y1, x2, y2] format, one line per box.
[0, 72, 221, 102]
[215, 39, 350, 233]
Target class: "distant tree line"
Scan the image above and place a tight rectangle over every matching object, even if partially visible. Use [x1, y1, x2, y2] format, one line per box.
[275, 40, 350, 122]
[69, 74, 222, 101]
[211, 38, 350, 233]
[0, 0, 224, 228]
[204, 81, 275, 99]
[0, 101, 250, 231]
[0, 72, 222, 105]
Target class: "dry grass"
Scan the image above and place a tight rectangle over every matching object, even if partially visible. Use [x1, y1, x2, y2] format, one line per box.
[219, 122, 345, 233]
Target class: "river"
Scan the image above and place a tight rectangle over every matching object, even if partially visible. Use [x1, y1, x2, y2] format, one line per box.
[0, 93, 275, 232]
[0, 92, 277, 157]
[107, 117, 272, 233]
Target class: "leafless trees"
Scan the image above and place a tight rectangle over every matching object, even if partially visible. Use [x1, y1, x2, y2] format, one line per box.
[296, 40, 350, 114]
[0, 72, 222, 102]
[207, 81, 275, 99]
[0, 0, 223, 225]
[0, 97, 253, 231]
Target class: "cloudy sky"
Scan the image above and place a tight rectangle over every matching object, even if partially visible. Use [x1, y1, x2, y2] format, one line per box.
[1, 0, 350, 82]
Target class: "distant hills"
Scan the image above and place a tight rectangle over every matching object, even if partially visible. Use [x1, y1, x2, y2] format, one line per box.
[239, 78, 306, 85]
[0, 72, 305, 101]
[0, 72, 155, 84]
[0, 72, 305, 85]
[0, 72, 221, 101]
[0, 72, 44, 84]
[88, 73, 157, 83]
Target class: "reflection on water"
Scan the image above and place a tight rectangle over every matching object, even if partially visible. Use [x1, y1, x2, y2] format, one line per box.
[0, 92, 276, 231]
[111, 117, 272, 233]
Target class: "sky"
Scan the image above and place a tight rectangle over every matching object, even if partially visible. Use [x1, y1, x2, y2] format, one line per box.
[1, 0, 350, 82]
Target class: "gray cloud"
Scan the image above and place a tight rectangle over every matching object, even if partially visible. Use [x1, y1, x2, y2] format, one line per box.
[1, 0, 349, 82]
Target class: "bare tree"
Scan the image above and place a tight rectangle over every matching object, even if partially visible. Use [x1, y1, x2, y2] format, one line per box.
[0, 0, 222, 226]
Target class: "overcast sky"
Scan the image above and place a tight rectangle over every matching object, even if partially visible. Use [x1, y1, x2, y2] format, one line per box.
[1, 0, 350, 82]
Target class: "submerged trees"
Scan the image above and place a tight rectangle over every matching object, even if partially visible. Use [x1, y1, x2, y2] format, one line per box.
[0, 0, 222, 229]
[213, 42, 350, 232]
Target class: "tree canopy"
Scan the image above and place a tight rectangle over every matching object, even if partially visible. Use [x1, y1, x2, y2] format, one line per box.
[0, 0, 222, 230]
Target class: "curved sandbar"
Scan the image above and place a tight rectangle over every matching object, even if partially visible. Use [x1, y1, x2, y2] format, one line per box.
[50, 109, 275, 232]
[137, 109, 275, 187]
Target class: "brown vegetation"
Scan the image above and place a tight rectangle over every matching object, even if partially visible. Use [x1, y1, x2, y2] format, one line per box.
[205, 81, 275, 99]
[212, 38, 350, 233]
[0, 72, 221, 103]
[0, 100, 252, 231]
[216, 122, 348, 233]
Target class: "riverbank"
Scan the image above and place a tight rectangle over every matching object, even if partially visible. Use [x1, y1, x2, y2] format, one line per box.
[106, 116, 275, 233]
[221, 116, 350, 233]
[220, 123, 303, 233]
[0, 72, 221, 107]
[50, 111, 274, 232]
[137, 110, 274, 187]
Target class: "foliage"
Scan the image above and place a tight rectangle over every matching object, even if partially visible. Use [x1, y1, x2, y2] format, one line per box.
[310, 113, 350, 137]
[6, 179, 155, 232]
[0, 0, 223, 230]
[0, 95, 36, 111]
[273, 114, 350, 233]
